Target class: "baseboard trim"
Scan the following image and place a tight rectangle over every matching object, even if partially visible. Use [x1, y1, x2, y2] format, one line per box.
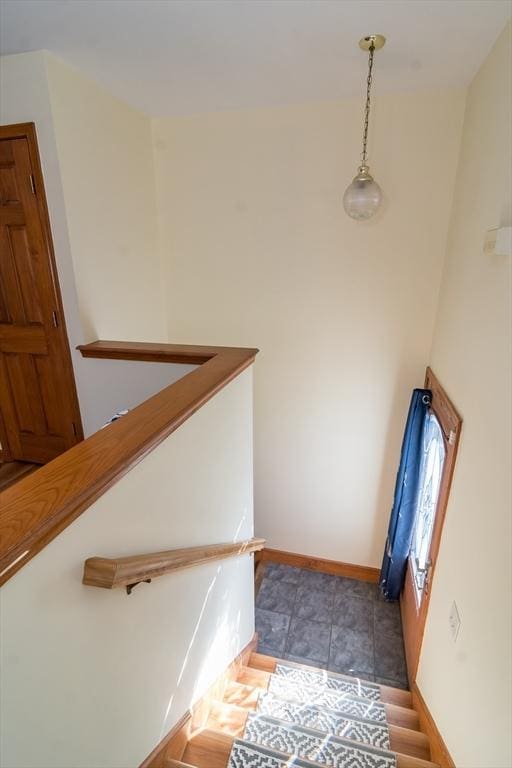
[140, 633, 258, 767]
[257, 547, 380, 583]
[411, 682, 455, 768]
[254, 558, 266, 597]
[140, 711, 191, 768]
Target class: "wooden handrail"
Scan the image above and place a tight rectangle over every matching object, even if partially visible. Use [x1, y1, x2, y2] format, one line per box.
[83, 537, 266, 592]
[0, 342, 258, 586]
[77, 339, 239, 365]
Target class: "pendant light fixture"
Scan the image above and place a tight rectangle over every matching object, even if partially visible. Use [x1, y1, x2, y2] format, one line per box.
[343, 34, 386, 221]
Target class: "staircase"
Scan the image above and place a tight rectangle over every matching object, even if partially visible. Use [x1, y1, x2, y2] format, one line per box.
[170, 652, 439, 768]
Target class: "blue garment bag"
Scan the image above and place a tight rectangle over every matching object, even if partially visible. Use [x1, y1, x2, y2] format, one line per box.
[379, 388, 431, 601]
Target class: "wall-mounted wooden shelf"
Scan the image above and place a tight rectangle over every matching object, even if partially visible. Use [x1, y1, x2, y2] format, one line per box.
[83, 537, 265, 593]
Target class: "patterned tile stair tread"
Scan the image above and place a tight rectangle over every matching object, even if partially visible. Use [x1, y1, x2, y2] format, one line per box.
[274, 662, 381, 702]
[267, 675, 387, 724]
[228, 739, 332, 768]
[240, 713, 397, 768]
[257, 693, 390, 750]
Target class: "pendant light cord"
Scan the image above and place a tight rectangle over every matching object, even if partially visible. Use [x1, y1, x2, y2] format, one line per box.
[361, 43, 375, 166]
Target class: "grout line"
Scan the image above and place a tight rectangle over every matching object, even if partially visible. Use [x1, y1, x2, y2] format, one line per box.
[256, 607, 297, 617]
[372, 595, 377, 683]
[325, 581, 337, 672]
[282, 577, 301, 658]
[326, 605, 334, 674]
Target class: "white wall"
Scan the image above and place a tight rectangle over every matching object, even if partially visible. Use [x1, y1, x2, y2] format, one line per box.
[152, 90, 465, 567]
[0, 369, 254, 768]
[417, 22, 512, 768]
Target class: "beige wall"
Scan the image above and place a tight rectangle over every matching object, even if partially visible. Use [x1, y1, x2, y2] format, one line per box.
[0, 370, 255, 768]
[76, 358, 197, 434]
[3, 34, 511, 765]
[44, 52, 165, 343]
[1, 52, 167, 346]
[152, 90, 465, 567]
[0, 52, 169, 434]
[417, 22, 512, 768]
[0, 52, 92, 419]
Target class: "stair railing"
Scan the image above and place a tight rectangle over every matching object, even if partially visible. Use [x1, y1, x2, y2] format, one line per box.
[83, 537, 265, 594]
[0, 341, 258, 585]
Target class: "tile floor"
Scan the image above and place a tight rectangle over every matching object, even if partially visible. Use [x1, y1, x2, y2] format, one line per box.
[255, 563, 409, 690]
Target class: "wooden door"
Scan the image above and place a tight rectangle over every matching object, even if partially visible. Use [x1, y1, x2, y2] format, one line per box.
[400, 367, 462, 682]
[0, 123, 83, 464]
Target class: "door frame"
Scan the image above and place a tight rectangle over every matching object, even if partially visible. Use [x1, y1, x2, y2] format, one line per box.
[0, 407, 12, 462]
[400, 367, 462, 683]
[0, 122, 83, 457]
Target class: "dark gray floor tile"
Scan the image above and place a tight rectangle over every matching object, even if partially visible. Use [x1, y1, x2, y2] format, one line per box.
[256, 577, 298, 614]
[375, 676, 409, 691]
[374, 633, 408, 684]
[293, 586, 334, 622]
[332, 594, 373, 633]
[286, 618, 331, 662]
[258, 644, 283, 658]
[284, 654, 326, 669]
[299, 570, 338, 592]
[334, 576, 378, 601]
[255, 564, 408, 691]
[374, 586, 392, 602]
[374, 599, 403, 640]
[341, 670, 376, 682]
[329, 625, 374, 675]
[264, 563, 302, 584]
[255, 608, 290, 655]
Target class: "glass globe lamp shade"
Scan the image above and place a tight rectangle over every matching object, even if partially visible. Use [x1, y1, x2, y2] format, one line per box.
[343, 165, 382, 220]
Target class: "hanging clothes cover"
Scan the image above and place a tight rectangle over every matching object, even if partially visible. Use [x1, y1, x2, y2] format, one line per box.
[379, 388, 431, 601]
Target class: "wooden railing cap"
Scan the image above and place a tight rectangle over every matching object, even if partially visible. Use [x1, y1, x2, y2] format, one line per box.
[0, 341, 258, 585]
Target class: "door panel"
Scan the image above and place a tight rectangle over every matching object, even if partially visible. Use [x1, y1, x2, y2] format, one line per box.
[400, 368, 462, 682]
[409, 412, 445, 604]
[0, 125, 83, 463]
[10, 225, 44, 322]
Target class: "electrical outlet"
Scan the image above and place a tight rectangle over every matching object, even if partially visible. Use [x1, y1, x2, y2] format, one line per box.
[448, 601, 461, 642]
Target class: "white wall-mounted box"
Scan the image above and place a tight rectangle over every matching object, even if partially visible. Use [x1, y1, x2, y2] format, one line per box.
[484, 226, 512, 256]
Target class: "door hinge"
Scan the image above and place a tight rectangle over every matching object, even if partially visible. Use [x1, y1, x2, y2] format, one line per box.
[51, 310, 59, 327]
[29, 174, 36, 195]
[71, 422, 78, 437]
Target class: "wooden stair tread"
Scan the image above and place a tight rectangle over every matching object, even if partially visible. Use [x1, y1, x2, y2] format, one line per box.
[223, 680, 260, 708]
[249, 651, 413, 709]
[173, 650, 437, 768]
[237, 664, 271, 688]
[235, 664, 421, 731]
[184, 728, 440, 768]
[390, 723, 431, 761]
[209, 699, 430, 761]
[385, 704, 420, 732]
[164, 760, 198, 768]
[182, 728, 232, 768]
[208, 700, 247, 738]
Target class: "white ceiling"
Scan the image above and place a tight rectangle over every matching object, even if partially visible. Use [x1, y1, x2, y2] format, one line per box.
[0, 0, 510, 116]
